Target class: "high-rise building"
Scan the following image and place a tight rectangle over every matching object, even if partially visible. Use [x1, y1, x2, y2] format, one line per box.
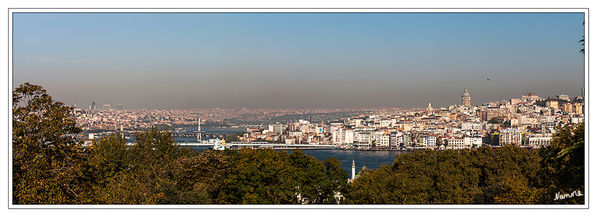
[461, 89, 471, 107]
[273, 123, 284, 135]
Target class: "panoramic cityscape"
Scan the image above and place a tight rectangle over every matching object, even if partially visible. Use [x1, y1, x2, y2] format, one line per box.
[11, 12, 585, 206]
[75, 89, 584, 151]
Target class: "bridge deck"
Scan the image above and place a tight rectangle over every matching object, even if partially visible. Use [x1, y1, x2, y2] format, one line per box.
[178, 142, 338, 148]
[125, 142, 338, 148]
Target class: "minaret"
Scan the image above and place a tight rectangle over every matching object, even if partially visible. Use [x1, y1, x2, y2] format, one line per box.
[197, 117, 202, 141]
[351, 160, 356, 180]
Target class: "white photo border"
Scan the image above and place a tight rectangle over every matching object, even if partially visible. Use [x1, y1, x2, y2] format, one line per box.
[7, 8, 590, 209]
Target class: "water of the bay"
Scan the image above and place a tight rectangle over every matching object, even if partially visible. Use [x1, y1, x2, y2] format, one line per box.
[297, 149, 402, 175]
[182, 144, 401, 176]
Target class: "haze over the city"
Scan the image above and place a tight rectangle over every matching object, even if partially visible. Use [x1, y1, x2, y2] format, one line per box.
[13, 13, 585, 109]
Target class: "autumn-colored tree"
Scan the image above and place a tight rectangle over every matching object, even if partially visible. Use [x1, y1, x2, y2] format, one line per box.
[90, 129, 180, 204]
[169, 150, 237, 204]
[85, 133, 131, 203]
[12, 83, 584, 205]
[537, 123, 585, 204]
[345, 146, 544, 204]
[217, 149, 299, 204]
[12, 83, 87, 204]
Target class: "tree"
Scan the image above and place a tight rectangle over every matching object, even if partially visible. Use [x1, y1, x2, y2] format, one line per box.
[580, 22, 585, 54]
[537, 123, 584, 204]
[92, 128, 180, 204]
[579, 37, 584, 54]
[86, 133, 131, 203]
[217, 149, 299, 204]
[322, 157, 349, 204]
[169, 150, 237, 204]
[215, 149, 347, 204]
[345, 146, 543, 204]
[12, 83, 87, 204]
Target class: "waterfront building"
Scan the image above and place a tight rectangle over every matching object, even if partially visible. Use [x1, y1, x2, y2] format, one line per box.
[424, 135, 437, 147]
[447, 137, 466, 149]
[344, 129, 355, 144]
[499, 128, 524, 146]
[525, 134, 552, 148]
[377, 133, 390, 147]
[357, 131, 372, 144]
[389, 132, 403, 148]
[464, 137, 482, 148]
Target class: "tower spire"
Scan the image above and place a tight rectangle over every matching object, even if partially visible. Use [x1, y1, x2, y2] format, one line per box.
[197, 116, 202, 141]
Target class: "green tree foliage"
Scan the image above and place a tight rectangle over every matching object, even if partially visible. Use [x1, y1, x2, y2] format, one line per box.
[12, 83, 585, 205]
[94, 128, 180, 204]
[12, 83, 87, 204]
[216, 149, 345, 204]
[169, 150, 236, 204]
[537, 123, 584, 204]
[345, 146, 544, 204]
[322, 157, 349, 203]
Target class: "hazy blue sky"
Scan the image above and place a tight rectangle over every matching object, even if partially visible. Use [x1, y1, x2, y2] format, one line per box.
[13, 13, 585, 109]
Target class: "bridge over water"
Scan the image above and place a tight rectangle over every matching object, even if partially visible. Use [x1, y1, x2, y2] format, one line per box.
[179, 141, 339, 150]
[126, 140, 340, 150]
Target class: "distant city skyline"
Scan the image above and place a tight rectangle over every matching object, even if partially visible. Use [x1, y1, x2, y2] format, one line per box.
[13, 13, 585, 109]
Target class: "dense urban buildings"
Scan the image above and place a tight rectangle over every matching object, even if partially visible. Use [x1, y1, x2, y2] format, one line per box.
[74, 88, 584, 150]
